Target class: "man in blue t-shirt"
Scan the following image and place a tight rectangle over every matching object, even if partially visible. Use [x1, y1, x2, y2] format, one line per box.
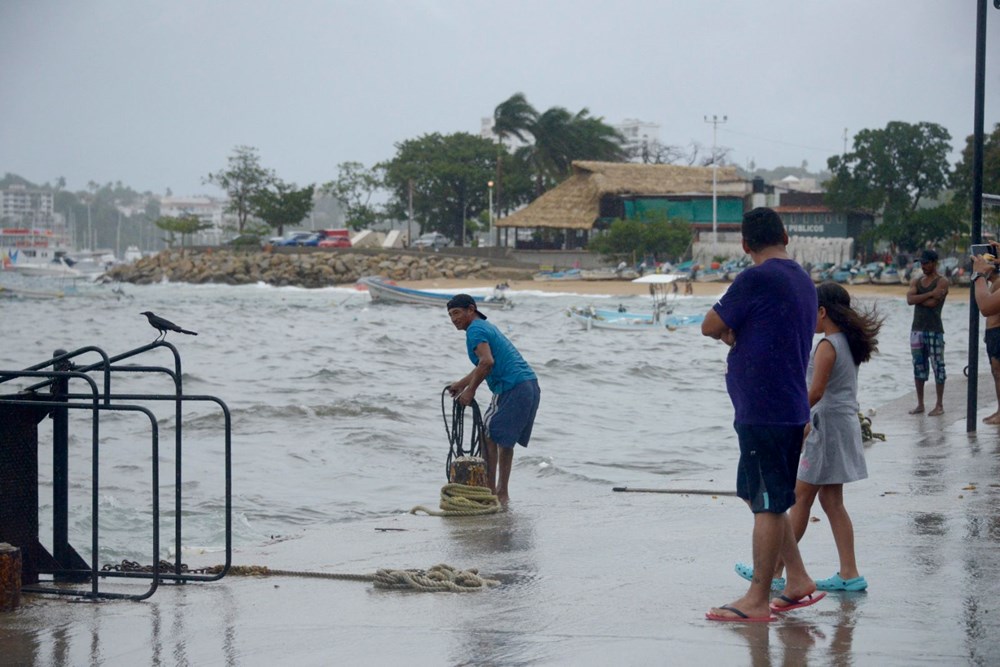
[701, 207, 823, 622]
[447, 294, 540, 505]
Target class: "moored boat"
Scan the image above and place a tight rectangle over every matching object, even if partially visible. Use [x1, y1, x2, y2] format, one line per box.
[356, 275, 513, 308]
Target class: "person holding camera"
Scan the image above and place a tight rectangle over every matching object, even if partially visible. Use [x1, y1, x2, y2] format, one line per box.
[906, 249, 949, 416]
[971, 244, 1000, 423]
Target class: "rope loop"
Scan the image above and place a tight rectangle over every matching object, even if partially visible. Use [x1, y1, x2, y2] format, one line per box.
[442, 387, 487, 481]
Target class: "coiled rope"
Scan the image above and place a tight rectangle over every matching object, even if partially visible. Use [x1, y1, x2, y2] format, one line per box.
[409, 482, 502, 516]
[859, 412, 885, 442]
[405, 389, 502, 516]
[102, 561, 499, 592]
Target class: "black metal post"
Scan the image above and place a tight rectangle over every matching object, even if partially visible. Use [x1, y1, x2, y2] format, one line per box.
[50, 350, 70, 575]
[967, 0, 989, 433]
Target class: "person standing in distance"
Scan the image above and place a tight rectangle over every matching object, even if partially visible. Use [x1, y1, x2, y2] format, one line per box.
[701, 207, 823, 622]
[447, 294, 540, 505]
[906, 249, 949, 416]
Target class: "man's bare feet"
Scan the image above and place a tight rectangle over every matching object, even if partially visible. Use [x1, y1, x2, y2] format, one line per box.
[984, 412, 1000, 425]
[909, 406, 925, 414]
[928, 405, 944, 416]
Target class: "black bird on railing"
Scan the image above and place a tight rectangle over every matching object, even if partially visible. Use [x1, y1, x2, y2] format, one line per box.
[140, 311, 198, 342]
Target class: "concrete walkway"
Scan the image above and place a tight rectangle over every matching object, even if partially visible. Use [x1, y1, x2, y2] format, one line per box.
[1, 379, 999, 666]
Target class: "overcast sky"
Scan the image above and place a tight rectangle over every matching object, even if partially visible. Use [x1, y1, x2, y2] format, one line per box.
[1, 0, 998, 197]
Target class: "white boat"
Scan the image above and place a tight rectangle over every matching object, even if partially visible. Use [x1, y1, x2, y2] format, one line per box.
[1, 227, 86, 278]
[567, 274, 703, 331]
[357, 275, 513, 308]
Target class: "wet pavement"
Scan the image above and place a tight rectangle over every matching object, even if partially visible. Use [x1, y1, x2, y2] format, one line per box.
[2, 378, 1000, 666]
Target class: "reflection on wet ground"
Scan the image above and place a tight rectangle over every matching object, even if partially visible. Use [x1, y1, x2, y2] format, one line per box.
[2, 381, 1000, 665]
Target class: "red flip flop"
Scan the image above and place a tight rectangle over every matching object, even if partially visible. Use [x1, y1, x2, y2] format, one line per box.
[769, 591, 827, 613]
[706, 605, 777, 623]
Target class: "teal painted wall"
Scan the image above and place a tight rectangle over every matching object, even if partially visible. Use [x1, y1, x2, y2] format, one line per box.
[623, 198, 744, 223]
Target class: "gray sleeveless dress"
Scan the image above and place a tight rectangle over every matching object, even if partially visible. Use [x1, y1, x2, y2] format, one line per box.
[798, 332, 868, 485]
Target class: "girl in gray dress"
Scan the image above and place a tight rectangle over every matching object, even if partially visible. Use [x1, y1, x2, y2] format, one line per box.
[793, 282, 884, 592]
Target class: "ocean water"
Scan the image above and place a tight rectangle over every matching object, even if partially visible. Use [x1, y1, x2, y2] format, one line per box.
[0, 274, 980, 566]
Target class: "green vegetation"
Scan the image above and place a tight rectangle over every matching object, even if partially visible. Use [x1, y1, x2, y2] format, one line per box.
[381, 132, 497, 246]
[204, 146, 275, 233]
[825, 121, 954, 252]
[250, 180, 315, 238]
[588, 213, 692, 264]
[155, 215, 212, 247]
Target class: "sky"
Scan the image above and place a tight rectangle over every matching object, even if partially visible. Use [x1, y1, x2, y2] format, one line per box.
[1, 0, 998, 198]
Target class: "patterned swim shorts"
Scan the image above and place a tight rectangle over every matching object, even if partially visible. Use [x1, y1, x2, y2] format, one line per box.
[911, 330, 946, 383]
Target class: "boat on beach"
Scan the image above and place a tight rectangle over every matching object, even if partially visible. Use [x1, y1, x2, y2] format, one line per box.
[356, 275, 513, 308]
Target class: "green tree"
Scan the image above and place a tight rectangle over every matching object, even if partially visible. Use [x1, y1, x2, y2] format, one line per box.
[248, 180, 315, 238]
[204, 146, 274, 232]
[382, 132, 497, 246]
[155, 215, 212, 248]
[825, 121, 953, 248]
[951, 122, 1000, 235]
[863, 202, 966, 253]
[588, 213, 692, 263]
[321, 162, 385, 231]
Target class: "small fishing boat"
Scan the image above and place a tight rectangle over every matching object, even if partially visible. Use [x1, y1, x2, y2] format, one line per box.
[356, 275, 513, 308]
[532, 268, 581, 281]
[567, 274, 702, 331]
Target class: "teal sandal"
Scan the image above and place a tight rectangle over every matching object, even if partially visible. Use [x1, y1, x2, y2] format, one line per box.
[734, 562, 786, 591]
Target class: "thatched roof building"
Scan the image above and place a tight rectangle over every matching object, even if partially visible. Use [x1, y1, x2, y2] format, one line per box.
[496, 161, 748, 231]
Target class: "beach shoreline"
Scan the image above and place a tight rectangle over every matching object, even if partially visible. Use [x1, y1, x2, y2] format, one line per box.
[390, 277, 913, 299]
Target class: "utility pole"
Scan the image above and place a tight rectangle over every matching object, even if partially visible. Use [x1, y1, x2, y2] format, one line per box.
[487, 181, 494, 247]
[407, 179, 414, 248]
[704, 114, 728, 257]
[842, 127, 849, 155]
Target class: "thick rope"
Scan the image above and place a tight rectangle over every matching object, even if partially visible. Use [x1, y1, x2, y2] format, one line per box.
[859, 412, 885, 442]
[410, 483, 502, 516]
[442, 388, 486, 481]
[103, 561, 498, 592]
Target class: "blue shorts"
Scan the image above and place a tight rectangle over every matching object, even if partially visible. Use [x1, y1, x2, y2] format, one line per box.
[484, 379, 540, 448]
[734, 423, 805, 514]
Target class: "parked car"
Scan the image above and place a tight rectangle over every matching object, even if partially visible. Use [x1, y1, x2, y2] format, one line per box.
[297, 233, 323, 247]
[317, 229, 352, 248]
[412, 232, 449, 250]
[275, 231, 314, 246]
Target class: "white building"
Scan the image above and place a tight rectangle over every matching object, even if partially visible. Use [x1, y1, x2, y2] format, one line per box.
[1, 185, 56, 227]
[159, 195, 229, 244]
[614, 118, 662, 159]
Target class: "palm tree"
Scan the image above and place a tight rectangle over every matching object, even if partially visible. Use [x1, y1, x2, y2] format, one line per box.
[492, 93, 538, 224]
[568, 109, 628, 163]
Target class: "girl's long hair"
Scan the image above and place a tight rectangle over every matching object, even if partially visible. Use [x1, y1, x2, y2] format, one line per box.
[816, 281, 885, 365]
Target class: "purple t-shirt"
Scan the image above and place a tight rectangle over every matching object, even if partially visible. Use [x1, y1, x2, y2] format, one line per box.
[712, 258, 817, 426]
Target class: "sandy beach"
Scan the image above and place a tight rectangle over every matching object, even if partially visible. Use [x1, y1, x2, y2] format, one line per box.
[395, 277, 914, 299]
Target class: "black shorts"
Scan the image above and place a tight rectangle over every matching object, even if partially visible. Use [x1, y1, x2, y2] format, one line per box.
[986, 327, 1000, 362]
[734, 423, 805, 514]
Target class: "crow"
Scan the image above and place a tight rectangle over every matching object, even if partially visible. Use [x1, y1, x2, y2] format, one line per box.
[141, 311, 198, 341]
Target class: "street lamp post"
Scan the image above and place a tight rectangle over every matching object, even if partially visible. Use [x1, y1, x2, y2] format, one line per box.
[487, 181, 494, 247]
[704, 114, 728, 258]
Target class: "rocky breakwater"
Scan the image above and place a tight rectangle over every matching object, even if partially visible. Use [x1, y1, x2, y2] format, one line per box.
[102, 249, 528, 288]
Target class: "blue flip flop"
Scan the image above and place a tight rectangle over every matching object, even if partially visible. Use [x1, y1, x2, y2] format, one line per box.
[815, 573, 868, 591]
[734, 562, 785, 592]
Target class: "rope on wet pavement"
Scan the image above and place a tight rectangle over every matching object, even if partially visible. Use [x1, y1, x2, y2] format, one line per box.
[409, 483, 502, 516]
[192, 563, 499, 591]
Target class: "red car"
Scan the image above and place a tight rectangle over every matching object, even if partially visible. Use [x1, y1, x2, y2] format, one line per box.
[317, 229, 352, 248]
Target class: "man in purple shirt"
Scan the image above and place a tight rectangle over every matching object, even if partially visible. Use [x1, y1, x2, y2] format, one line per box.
[701, 207, 823, 622]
